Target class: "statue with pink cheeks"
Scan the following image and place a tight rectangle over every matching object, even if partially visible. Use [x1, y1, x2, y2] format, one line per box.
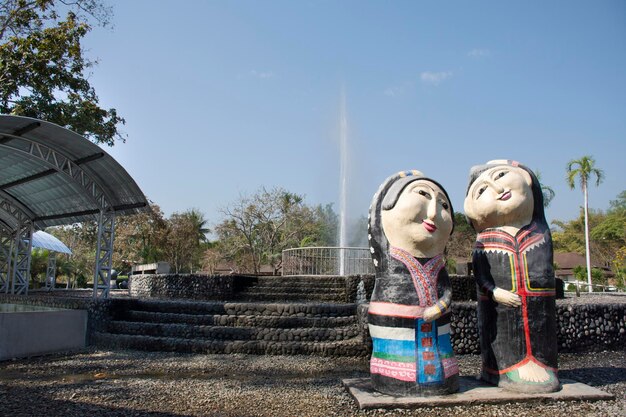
[464, 160, 560, 394]
[367, 170, 459, 397]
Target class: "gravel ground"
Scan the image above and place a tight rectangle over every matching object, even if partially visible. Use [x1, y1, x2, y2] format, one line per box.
[0, 349, 624, 417]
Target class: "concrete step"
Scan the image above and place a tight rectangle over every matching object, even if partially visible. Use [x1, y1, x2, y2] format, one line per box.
[92, 332, 369, 357]
[120, 300, 357, 317]
[256, 276, 345, 284]
[233, 293, 346, 303]
[121, 310, 356, 328]
[107, 321, 360, 342]
[241, 285, 346, 293]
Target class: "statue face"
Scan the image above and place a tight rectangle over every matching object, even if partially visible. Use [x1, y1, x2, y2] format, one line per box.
[464, 165, 534, 232]
[381, 179, 453, 257]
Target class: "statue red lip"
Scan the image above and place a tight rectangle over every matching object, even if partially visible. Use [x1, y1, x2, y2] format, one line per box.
[499, 191, 512, 201]
[422, 221, 437, 233]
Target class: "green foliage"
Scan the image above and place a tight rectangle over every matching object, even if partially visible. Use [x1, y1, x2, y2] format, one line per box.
[573, 265, 606, 286]
[163, 208, 210, 273]
[446, 212, 475, 263]
[75, 273, 88, 288]
[47, 222, 97, 287]
[566, 155, 604, 191]
[552, 190, 625, 288]
[445, 257, 457, 275]
[112, 202, 168, 271]
[0, 0, 124, 145]
[29, 247, 49, 286]
[347, 214, 369, 247]
[216, 187, 340, 274]
[534, 170, 556, 208]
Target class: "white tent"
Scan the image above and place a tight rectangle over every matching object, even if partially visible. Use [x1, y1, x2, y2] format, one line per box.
[32, 231, 72, 254]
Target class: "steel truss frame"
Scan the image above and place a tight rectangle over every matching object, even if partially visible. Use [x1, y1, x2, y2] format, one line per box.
[94, 210, 115, 298]
[1, 126, 116, 298]
[0, 197, 33, 295]
[0, 132, 115, 213]
[45, 251, 57, 291]
[12, 219, 33, 295]
[0, 222, 13, 293]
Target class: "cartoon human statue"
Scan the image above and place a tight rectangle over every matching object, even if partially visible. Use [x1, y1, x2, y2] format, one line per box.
[464, 160, 560, 393]
[367, 170, 459, 396]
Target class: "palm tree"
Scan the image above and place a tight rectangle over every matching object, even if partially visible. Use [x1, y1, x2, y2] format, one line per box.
[535, 170, 556, 208]
[566, 156, 604, 292]
[187, 208, 210, 243]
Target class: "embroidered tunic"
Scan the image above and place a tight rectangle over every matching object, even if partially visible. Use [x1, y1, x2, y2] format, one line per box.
[368, 247, 459, 396]
[472, 222, 558, 387]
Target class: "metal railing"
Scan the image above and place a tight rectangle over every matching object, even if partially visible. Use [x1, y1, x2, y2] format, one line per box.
[282, 246, 374, 276]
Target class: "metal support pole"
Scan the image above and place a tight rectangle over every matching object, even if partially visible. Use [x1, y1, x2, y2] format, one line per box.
[94, 210, 115, 298]
[0, 225, 13, 293]
[11, 220, 33, 295]
[45, 251, 57, 291]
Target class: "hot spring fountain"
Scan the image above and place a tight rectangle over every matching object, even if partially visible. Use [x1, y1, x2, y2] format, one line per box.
[281, 89, 373, 277]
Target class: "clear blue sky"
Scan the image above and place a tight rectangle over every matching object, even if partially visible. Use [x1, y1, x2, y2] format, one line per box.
[86, 1, 625, 235]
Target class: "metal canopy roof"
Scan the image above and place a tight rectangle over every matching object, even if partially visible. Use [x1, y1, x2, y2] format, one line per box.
[0, 115, 148, 230]
[32, 230, 72, 254]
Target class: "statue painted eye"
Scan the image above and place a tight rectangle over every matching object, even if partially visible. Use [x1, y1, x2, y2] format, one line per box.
[418, 189, 430, 198]
[496, 171, 507, 179]
[477, 186, 487, 197]
[441, 201, 449, 210]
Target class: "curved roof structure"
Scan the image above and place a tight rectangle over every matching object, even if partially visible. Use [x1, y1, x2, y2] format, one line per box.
[0, 115, 148, 230]
[32, 231, 72, 254]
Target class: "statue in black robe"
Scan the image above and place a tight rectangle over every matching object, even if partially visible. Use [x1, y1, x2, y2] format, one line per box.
[464, 160, 560, 393]
[368, 170, 459, 396]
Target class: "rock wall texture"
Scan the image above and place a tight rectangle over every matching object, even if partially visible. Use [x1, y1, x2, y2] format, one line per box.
[358, 298, 626, 355]
[2, 291, 624, 356]
[129, 274, 256, 301]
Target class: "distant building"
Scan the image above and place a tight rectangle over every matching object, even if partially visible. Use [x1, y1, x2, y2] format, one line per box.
[554, 252, 613, 284]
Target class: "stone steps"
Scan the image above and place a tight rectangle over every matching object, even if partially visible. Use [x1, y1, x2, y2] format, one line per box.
[118, 300, 356, 317]
[121, 310, 356, 328]
[243, 285, 345, 293]
[95, 300, 367, 357]
[235, 279, 347, 303]
[91, 332, 369, 356]
[256, 276, 345, 284]
[235, 292, 346, 303]
[107, 321, 359, 342]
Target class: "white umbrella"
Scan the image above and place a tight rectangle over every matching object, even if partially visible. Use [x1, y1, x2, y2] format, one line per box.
[32, 231, 72, 254]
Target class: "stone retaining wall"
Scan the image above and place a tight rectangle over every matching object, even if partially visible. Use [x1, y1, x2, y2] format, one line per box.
[128, 273, 476, 303]
[2, 292, 624, 356]
[129, 274, 256, 300]
[0, 293, 112, 344]
[358, 300, 626, 354]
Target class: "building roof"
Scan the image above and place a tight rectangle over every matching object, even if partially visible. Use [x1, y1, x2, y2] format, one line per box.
[0, 115, 148, 230]
[554, 252, 606, 270]
[554, 252, 588, 270]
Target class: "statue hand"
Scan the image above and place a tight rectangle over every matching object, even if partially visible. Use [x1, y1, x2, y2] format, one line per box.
[423, 306, 442, 322]
[492, 287, 522, 307]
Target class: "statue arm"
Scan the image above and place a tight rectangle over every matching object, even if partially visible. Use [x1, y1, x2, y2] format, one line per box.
[473, 250, 496, 294]
[474, 250, 521, 307]
[423, 268, 453, 322]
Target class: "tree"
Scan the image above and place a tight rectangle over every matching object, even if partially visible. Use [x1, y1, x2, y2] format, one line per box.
[566, 156, 604, 292]
[216, 187, 325, 275]
[112, 202, 168, 272]
[446, 212, 476, 271]
[573, 265, 606, 287]
[47, 221, 97, 287]
[310, 203, 339, 247]
[186, 208, 210, 244]
[0, 0, 124, 146]
[162, 209, 210, 273]
[535, 170, 556, 208]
